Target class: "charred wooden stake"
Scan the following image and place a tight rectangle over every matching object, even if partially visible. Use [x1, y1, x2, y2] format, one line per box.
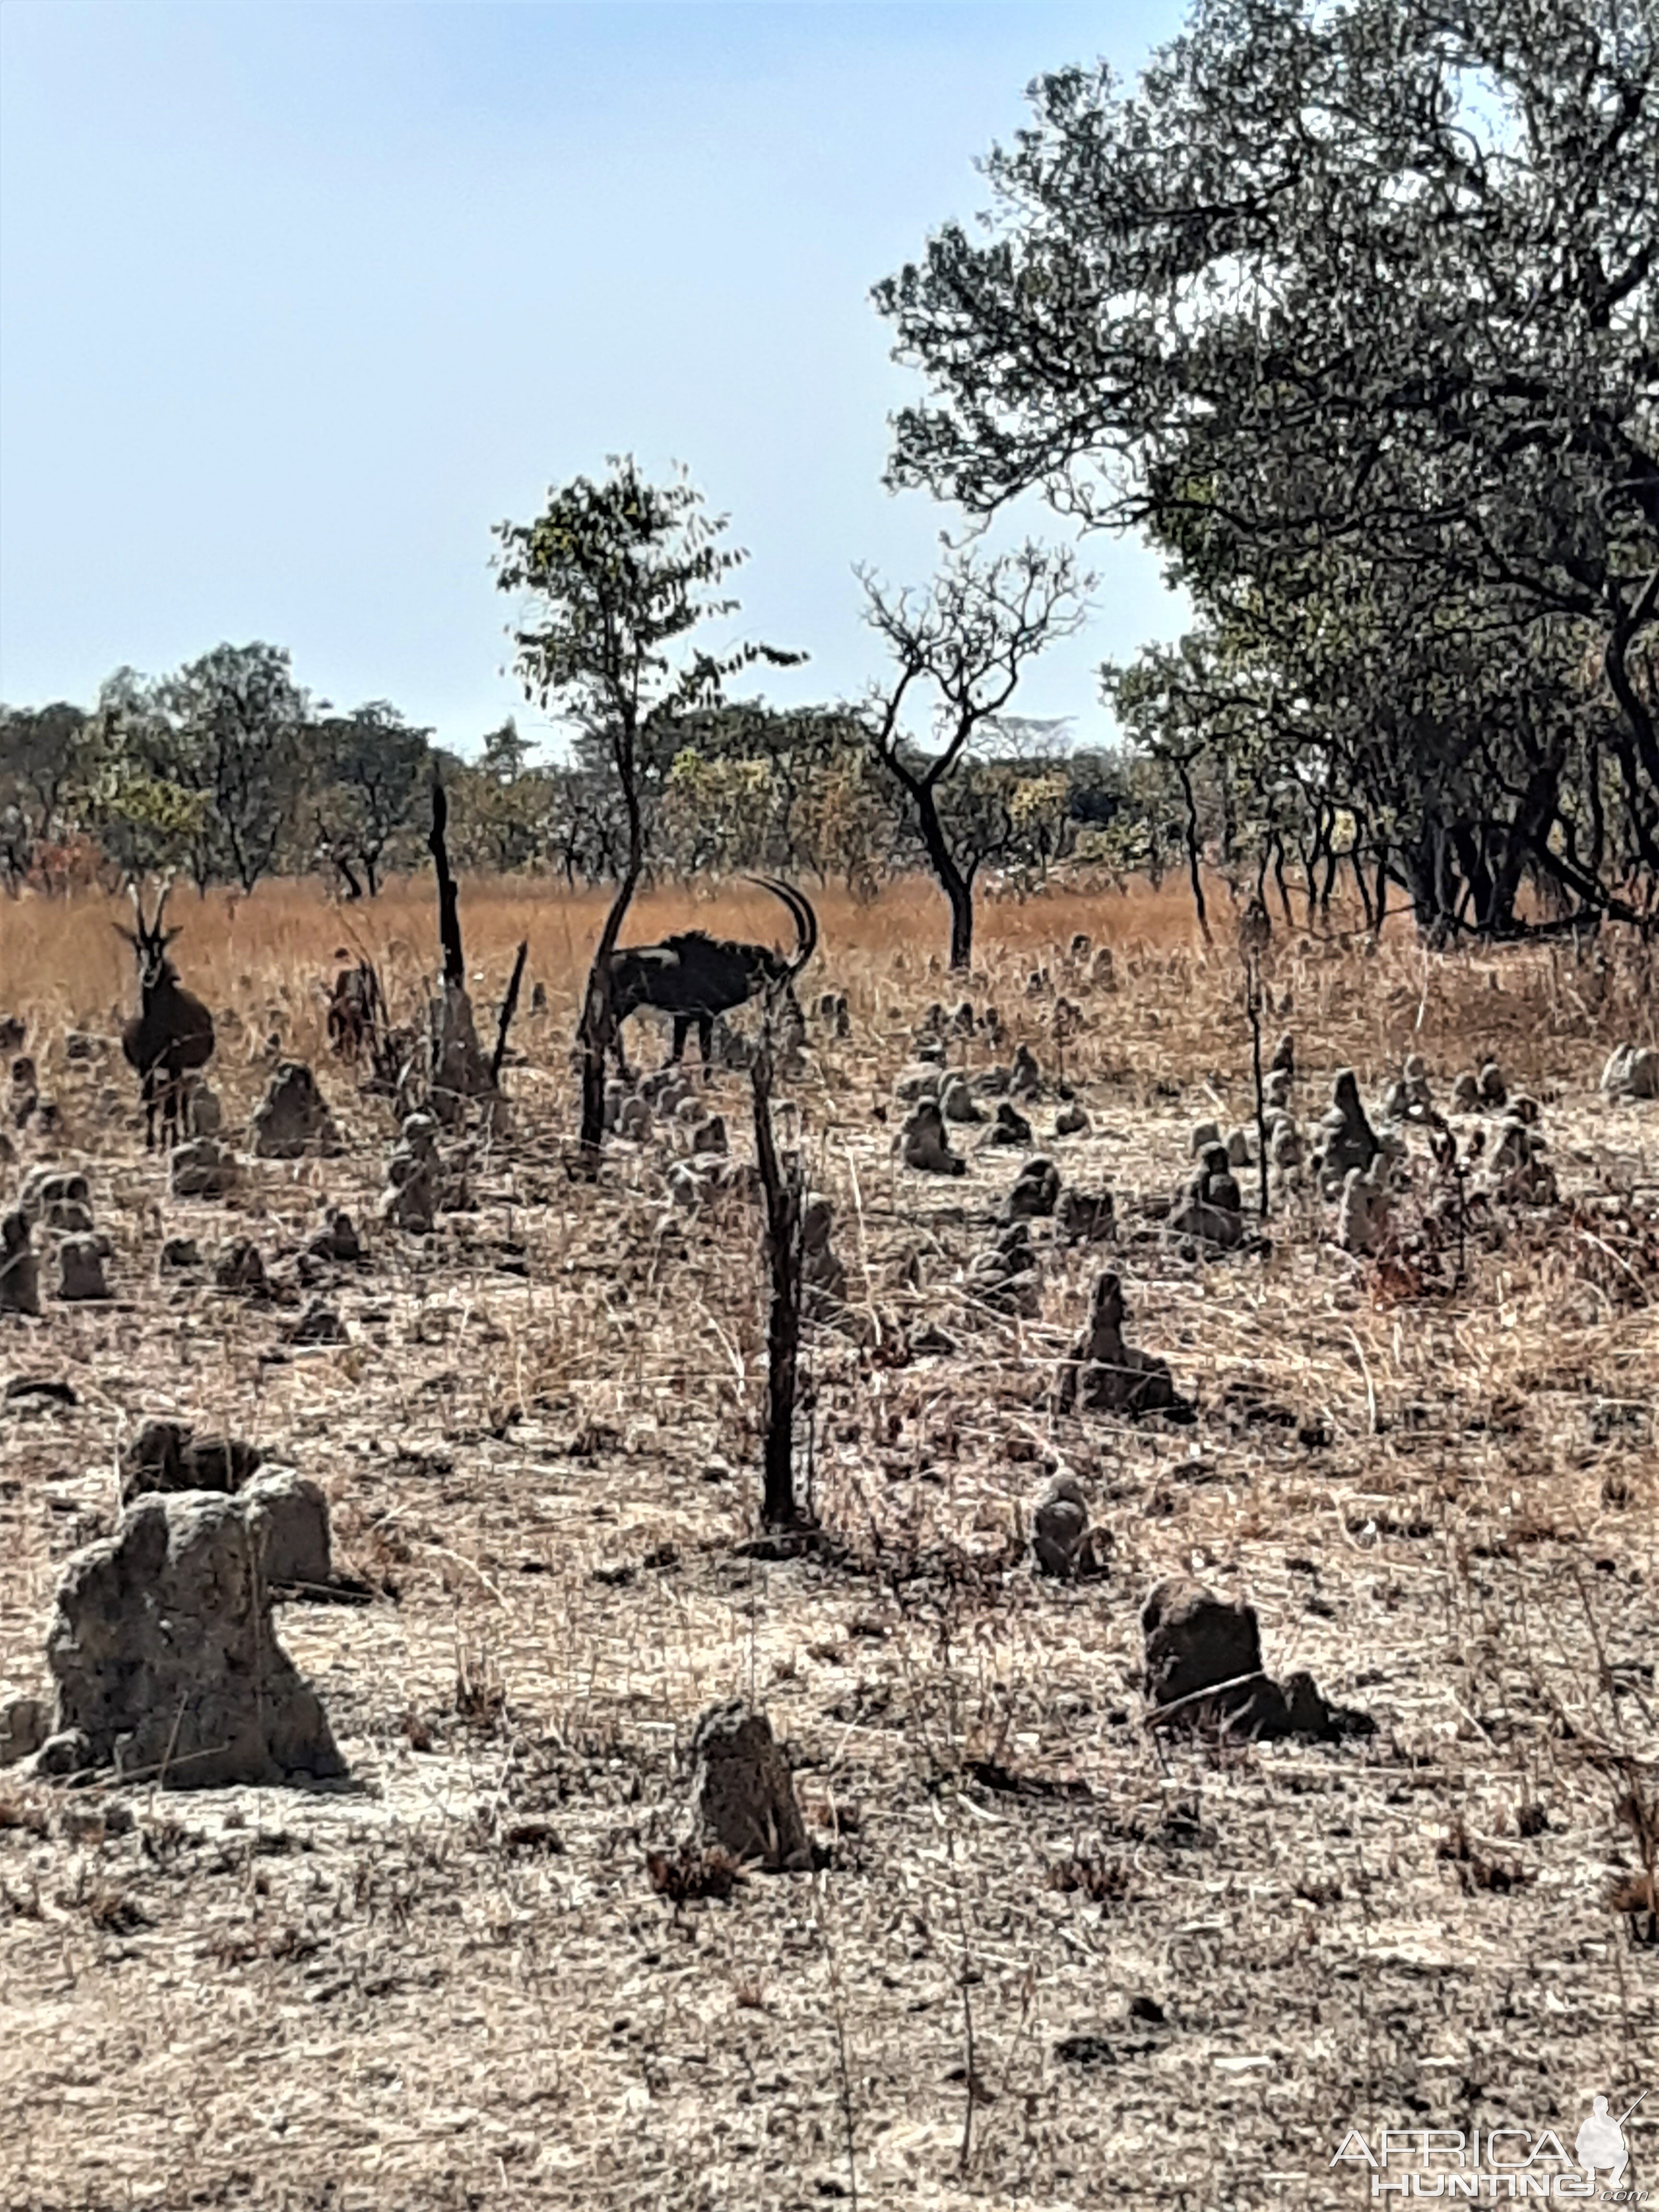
[428, 780, 465, 987]
[491, 939, 529, 1086]
[751, 1011, 808, 1529]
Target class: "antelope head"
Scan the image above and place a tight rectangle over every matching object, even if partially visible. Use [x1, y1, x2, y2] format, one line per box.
[116, 875, 183, 992]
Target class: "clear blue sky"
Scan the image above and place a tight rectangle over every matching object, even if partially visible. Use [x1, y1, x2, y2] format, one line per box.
[0, 1, 1190, 760]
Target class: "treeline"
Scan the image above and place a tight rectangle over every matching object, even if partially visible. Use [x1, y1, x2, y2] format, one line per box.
[1, 648, 434, 899]
[12, 627, 1649, 942]
[0, 644, 1202, 903]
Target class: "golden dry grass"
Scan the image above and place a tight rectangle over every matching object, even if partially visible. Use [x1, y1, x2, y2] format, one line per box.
[2, 872, 1218, 1055]
[0, 873, 1655, 2211]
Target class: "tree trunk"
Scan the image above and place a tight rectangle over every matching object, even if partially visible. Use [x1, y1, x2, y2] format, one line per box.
[1349, 841, 1374, 934]
[1313, 806, 1338, 925]
[1401, 825, 1446, 937]
[1605, 570, 1659, 801]
[1175, 759, 1212, 944]
[1586, 753, 1607, 883]
[913, 782, 975, 970]
[575, 733, 644, 1167]
[947, 876, 974, 969]
[1449, 824, 1497, 931]
[1486, 766, 1563, 935]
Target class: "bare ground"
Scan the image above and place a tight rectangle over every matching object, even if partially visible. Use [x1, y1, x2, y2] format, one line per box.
[1, 895, 1656, 2211]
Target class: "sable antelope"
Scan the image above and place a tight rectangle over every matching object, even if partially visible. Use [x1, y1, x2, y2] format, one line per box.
[118, 879, 216, 1150]
[326, 954, 385, 1063]
[608, 878, 818, 1078]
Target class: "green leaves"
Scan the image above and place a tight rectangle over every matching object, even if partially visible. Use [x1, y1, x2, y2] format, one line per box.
[493, 458, 803, 755]
[877, 0, 1659, 925]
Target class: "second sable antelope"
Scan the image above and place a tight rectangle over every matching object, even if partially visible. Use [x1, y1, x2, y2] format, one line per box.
[608, 878, 818, 1076]
[326, 956, 385, 1063]
[118, 879, 216, 1149]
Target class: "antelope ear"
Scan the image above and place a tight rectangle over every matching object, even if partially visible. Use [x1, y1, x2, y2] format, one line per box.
[114, 926, 140, 949]
[161, 929, 183, 949]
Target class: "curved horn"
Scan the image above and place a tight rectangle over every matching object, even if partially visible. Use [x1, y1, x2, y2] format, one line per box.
[128, 879, 147, 935]
[152, 870, 177, 934]
[745, 876, 817, 978]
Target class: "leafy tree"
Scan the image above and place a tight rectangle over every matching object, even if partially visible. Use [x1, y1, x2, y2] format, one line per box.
[1065, 746, 1192, 890]
[451, 758, 559, 875]
[80, 668, 212, 885]
[479, 717, 535, 781]
[543, 765, 628, 885]
[659, 749, 778, 874]
[158, 643, 311, 893]
[648, 703, 905, 888]
[0, 702, 88, 891]
[312, 701, 432, 895]
[876, 0, 1659, 929]
[1106, 557, 1616, 937]
[778, 719, 902, 899]
[855, 541, 1092, 966]
[1003, 762, 1074, 880]
[494, 457, 804, 1158]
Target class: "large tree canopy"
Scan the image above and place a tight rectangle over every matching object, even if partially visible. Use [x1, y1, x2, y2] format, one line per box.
[876, 0, 1659, 928]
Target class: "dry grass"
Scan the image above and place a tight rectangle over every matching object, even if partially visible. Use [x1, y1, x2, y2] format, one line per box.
[7, 874, 1220, 1100]
[0, 873, 1656, 2211]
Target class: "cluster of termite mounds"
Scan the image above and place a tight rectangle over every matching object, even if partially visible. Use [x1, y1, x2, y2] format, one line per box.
[0, 809, 547, 1801]
[648, 1548, 1381, 1891]
[870, 966, 1658, 1626]
[596, 1062, 757, 1211]
[0, 1166, 115, 1312]
[0, 1450, 838, 1868]
[0, 1045, 379, 1316]
[0, 1440, 345, 1791]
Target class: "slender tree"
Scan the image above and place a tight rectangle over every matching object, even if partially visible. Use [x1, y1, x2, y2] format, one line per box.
[494, 458, 803, 1162]
[856, 541, 1091, 967]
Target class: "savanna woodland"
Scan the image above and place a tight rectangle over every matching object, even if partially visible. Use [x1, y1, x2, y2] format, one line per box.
[1, 0, 1655, 2208]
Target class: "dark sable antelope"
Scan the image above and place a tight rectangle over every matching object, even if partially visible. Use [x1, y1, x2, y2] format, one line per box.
[326, 954, 385, 1062]
[608, 878, 818, 1078]
[118, 879, 216, 1149]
